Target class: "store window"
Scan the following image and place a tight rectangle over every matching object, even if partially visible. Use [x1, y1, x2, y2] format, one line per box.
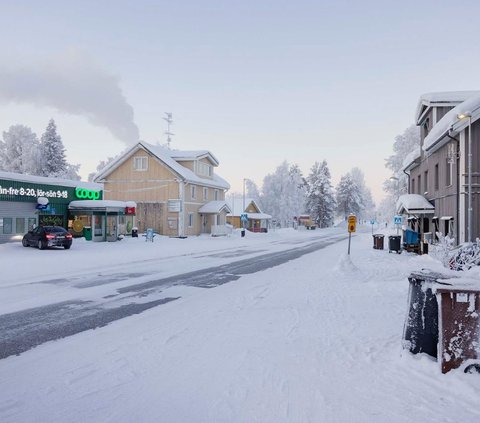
[2, 218, 12, 234]
[28, 218, 36, 231]
[16, 218, 25, 234]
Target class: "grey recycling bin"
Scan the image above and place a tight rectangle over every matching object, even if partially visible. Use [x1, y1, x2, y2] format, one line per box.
[388, 235, 401, 253]
[372, 234, 384, 250]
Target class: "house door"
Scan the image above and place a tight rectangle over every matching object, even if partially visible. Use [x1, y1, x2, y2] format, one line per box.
[202, 214, 209, 233]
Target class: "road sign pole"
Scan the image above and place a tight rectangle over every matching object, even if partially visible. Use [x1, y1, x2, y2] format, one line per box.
[348, 232, 351, 255]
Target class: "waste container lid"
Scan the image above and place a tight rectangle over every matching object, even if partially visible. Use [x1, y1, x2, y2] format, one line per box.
[373, 234, 384, 237]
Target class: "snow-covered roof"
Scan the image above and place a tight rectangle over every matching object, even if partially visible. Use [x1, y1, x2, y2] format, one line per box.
[227, 197, 263, 216]
[401, 147, 421, 172]
[415, 91, 480, 124]
[0, 170, 102, 190]
[423, 93, 480, 155]
[198, 201, 231, 214]
[396, 194, 435, 215]
[69, 200, 135, 210]
[94, 142, 230, 190]
[169, 150, 219, 166]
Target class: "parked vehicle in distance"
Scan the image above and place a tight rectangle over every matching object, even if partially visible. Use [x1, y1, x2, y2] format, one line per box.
[297, 215, 317, 230]
[22, 226, 73, 250]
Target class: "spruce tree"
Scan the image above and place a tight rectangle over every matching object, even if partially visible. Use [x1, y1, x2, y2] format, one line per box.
[39, 119, 68, 177]
[305, 161, 336, 228]
[336, 174, 364, 220]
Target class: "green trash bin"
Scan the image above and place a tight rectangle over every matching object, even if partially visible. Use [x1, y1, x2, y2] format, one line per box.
[83, 226, 92, 241]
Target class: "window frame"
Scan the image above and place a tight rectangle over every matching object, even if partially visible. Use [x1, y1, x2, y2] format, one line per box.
[133, 156, 148, 171]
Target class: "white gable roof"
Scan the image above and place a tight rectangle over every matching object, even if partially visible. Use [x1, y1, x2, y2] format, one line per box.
[169, 150, 219, 166]
[415, 91, 480, 124]
[198, 201, 231, 214]
[396, 194, 435, 215]
[423, 93, 480, 155]
[94, 142, 230, 190]
[227, 197, 264, 216]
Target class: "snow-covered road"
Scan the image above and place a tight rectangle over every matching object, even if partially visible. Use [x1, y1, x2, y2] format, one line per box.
[1, 227, 479, 422]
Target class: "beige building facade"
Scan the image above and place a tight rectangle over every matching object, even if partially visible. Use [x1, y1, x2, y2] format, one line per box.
[94, 142, 231, 237]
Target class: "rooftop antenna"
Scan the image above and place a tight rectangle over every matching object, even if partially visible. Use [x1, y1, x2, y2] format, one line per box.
[163, 112, 174, 149]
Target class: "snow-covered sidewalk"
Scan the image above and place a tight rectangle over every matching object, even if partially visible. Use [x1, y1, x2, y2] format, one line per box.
[1, 230, 480, 422]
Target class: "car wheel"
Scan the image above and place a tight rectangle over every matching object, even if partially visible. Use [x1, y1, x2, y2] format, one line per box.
[64, 244, 71, 250]
[38, 240, 45, 250]
[22, 238, 28, 247]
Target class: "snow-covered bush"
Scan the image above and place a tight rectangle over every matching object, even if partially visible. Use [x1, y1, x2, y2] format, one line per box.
[448, 240, 480, 271]
[430, 233, 455, 268]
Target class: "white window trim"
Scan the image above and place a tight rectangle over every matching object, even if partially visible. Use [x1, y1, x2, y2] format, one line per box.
[203, 187, 208, 201]
[133, 156, 148, 171]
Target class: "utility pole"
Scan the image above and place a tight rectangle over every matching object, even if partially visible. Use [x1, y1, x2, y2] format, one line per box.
[163, 112, 174, 149]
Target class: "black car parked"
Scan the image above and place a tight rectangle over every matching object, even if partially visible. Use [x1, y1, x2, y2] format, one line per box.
[22, 226, 73, 250]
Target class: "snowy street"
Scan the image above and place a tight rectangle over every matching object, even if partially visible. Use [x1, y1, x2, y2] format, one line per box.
[1, 230, 347, 359]
[1, 227, 480, 422]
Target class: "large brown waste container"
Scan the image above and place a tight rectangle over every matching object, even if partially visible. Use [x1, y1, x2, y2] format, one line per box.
[372, 234, 384, 250]
[436, 288, 480, 373]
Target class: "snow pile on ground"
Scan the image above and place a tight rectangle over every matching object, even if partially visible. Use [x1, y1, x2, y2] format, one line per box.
[1, 229, 480, 422]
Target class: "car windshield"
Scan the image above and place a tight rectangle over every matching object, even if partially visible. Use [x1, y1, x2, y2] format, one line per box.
[44, 226, 67, 234]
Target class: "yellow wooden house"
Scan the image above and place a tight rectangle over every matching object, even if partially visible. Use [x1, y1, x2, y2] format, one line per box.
[94, 142, 231, 237]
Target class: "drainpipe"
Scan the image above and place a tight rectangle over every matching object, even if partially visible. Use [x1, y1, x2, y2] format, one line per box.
[403, 169, 410, 194]
[447, 132, 460, 243]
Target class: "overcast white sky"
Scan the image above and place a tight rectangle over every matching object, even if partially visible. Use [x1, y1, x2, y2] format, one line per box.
[2, 0, 480, 203]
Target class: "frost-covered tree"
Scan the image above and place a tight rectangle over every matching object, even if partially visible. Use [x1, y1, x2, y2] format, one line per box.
[305, 160, 336, 228]
[88, 156, 115, 182]
[350, 167, 375, 221]
[383, 125, 420, 216]
[336, 174, 363, 219]
[260, 161, 306, 226]
[0, 125, 41, 174]
[39, 119, 69, 177]
[245, 178, 261, 204]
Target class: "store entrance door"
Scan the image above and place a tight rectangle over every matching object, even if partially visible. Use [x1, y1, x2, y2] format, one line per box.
[106, 215, 118, 242]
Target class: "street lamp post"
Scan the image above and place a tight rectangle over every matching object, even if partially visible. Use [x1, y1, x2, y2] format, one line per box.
[457, 113, 473, 243]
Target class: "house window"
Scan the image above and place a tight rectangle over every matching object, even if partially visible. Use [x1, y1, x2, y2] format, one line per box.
[198, 162, 212, 177]
[424, 171, 428, 194]
[188, 213, 194, 228]
[214, 190, 219, 201]
[216, 214, 221, 225]
[203, 187, 208, 201]
[434, 164, 439, 190]
[423, 118, 430, 136]
[191, 185, 196, 199]
[418, 175, 421, 194]
[446, 159, 452, 186]
[133, 156, 148, 171]
[412, 178, 415, 194]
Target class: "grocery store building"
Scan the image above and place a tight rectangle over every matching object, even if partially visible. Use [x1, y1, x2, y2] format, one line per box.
[0, 171, 135, 243]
